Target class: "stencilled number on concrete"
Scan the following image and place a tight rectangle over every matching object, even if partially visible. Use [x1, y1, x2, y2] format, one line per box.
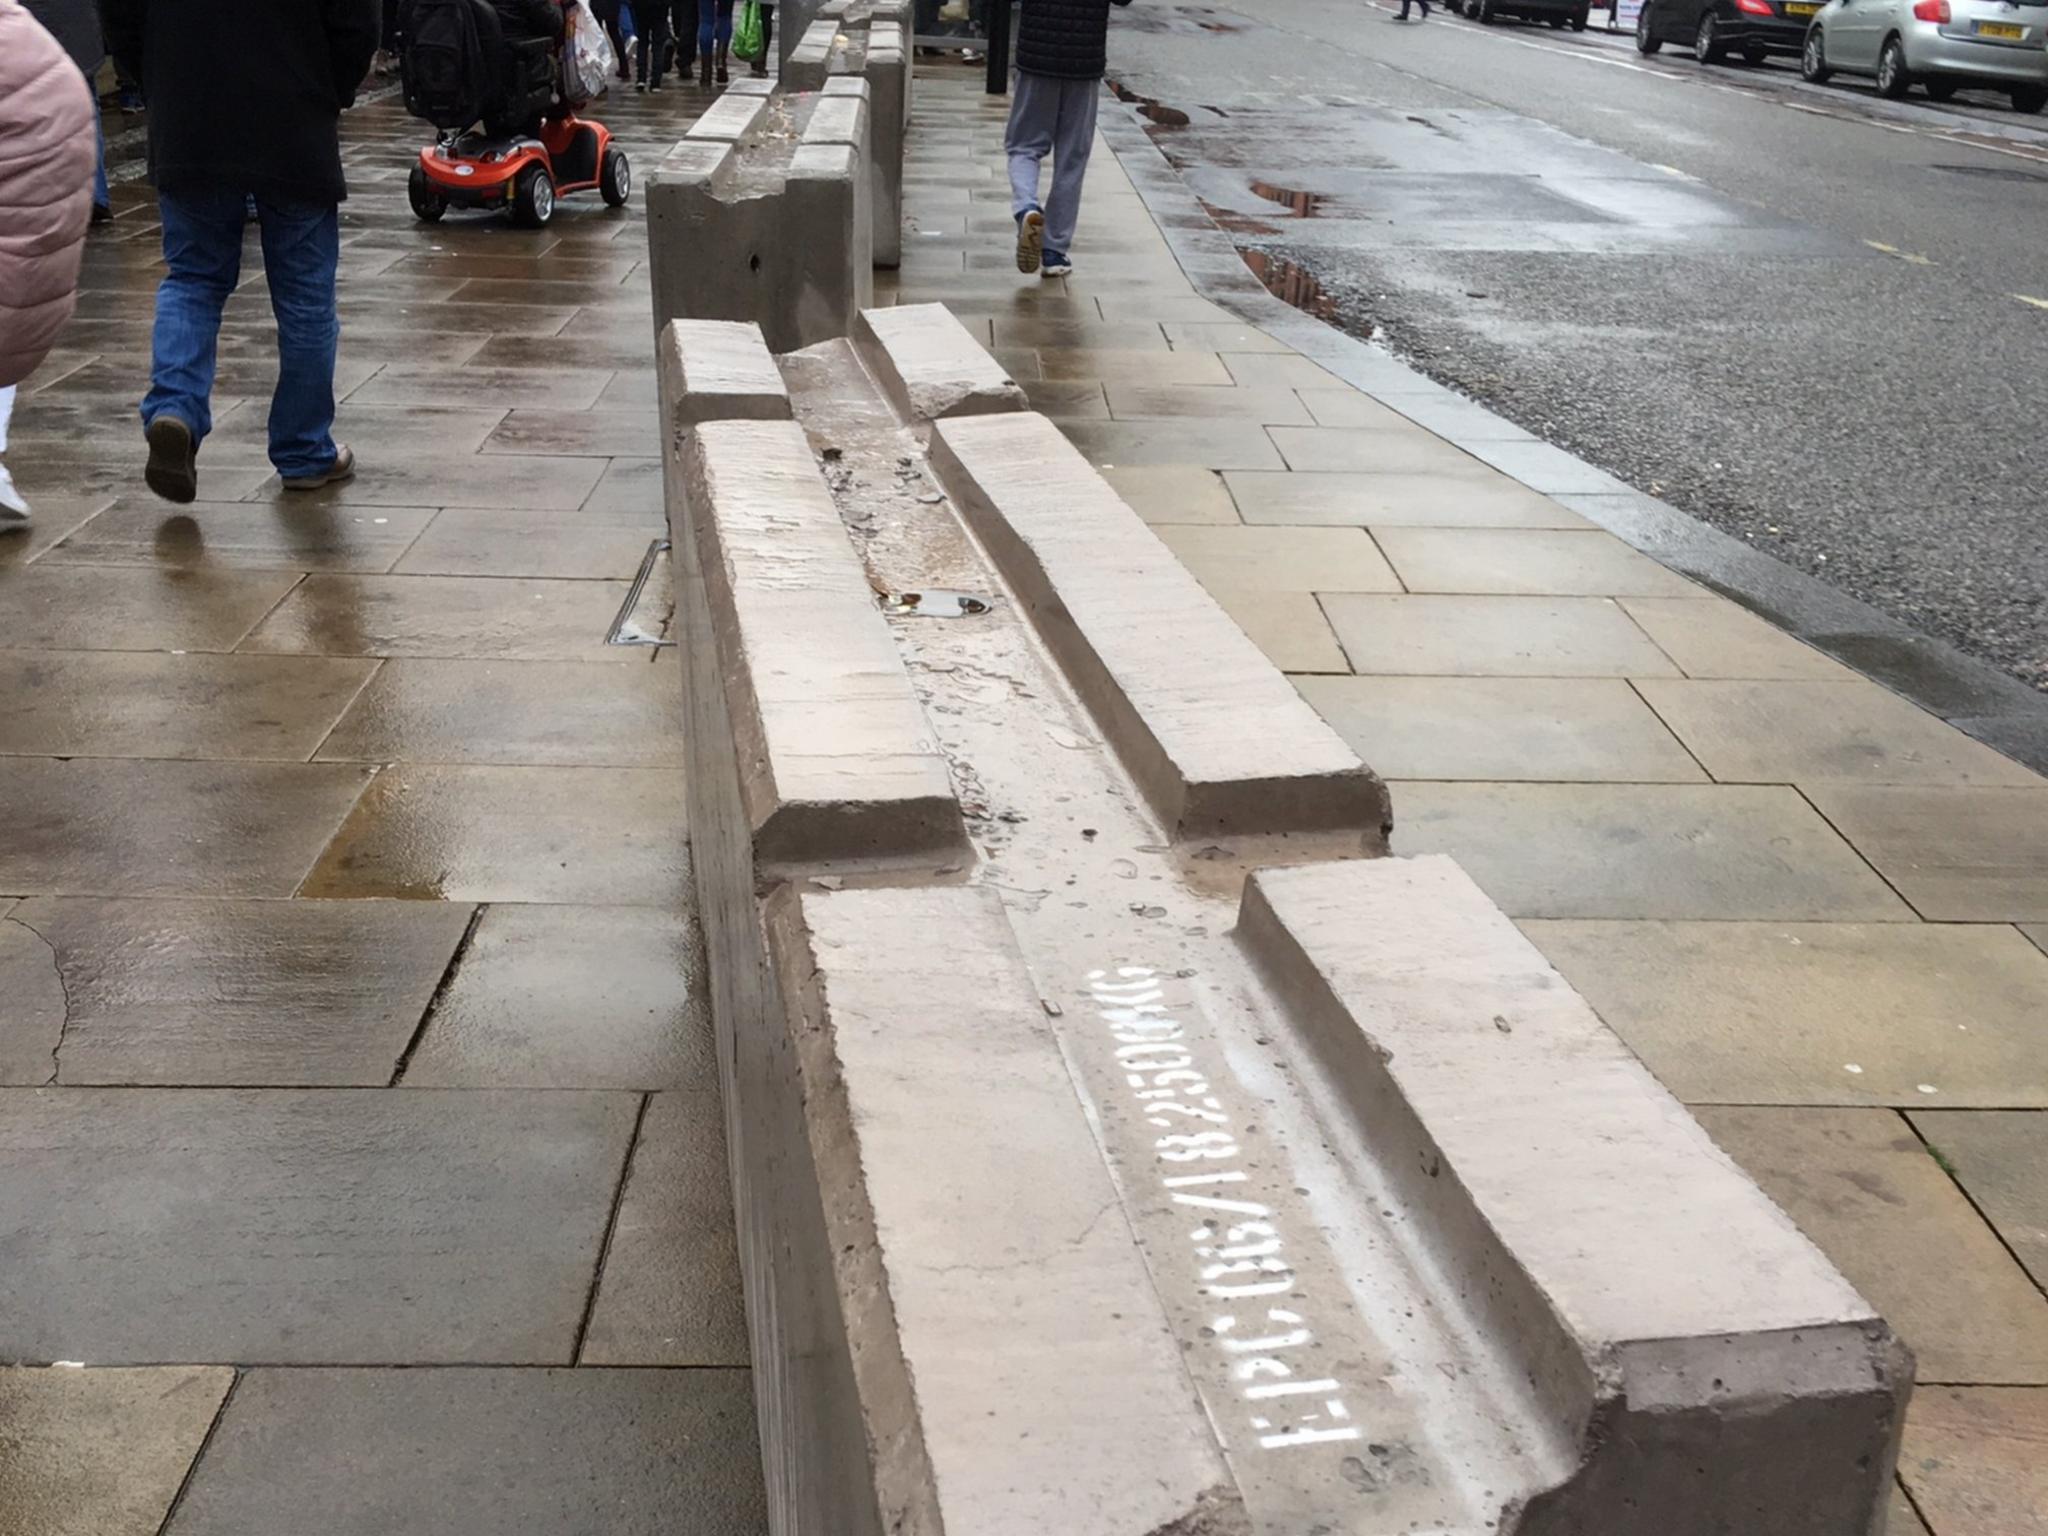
[1085, 966, 1362, 1454]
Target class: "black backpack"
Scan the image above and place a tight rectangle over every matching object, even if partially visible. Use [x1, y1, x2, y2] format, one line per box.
[399, 0, 505, 129]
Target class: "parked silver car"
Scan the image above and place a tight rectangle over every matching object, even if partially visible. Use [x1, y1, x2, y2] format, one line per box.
[1801, 0, 2048, 109]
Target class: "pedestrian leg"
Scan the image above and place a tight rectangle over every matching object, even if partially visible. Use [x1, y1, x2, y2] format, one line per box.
[671, 0, 698, 74]
[142, 190, 243, 448]
[1005, 71, 1056, 272]
[1040, 76, 1100, 271]
[89, 86, 109, 218]
[0, 385, 26, 522]
[253, 197, 344, 483]
[753, 1, 773, 74]
[637, 4, 670, 85]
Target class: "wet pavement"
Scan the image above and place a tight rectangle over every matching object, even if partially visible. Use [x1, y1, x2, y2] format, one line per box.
[1103, 0, 2048, 697]
[0, 74, 760, 1535]
[892, 61, 2048, 1533]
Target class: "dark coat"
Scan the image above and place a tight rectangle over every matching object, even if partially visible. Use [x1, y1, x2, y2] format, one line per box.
[101, 0, 380, 204]
[1016, 0, 1131, 81]
[21, 0, 102, 72]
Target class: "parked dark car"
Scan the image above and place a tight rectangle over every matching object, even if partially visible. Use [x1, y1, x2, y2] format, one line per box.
[1450, 0, 1593, 30]
[1636, 0, 1817, 60]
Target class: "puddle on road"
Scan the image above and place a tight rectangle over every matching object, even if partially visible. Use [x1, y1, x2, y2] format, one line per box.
[1106, 77, 1192, 128]
[1248, 180, 1325, 217]
[1199, 198, 1280, 237]
[1240, 250, 1343, 325]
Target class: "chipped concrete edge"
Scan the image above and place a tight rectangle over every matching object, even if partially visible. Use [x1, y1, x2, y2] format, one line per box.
[1092, 94, 2048, 772]
[854, 302, 1029, 422]
[1234, 856, 1911, 1536]
[657, 320, 793, 424]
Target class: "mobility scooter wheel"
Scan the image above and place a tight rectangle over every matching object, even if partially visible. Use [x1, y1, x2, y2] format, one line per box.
[513, 164, 556, 227]
[407, 164, 446, 223]
[600, 147, 632, 208]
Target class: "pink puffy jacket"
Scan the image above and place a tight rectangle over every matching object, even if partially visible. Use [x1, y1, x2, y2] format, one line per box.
[0, 0, 95, 388]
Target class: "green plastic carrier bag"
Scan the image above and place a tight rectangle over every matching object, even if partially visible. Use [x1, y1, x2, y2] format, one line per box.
[733, 1, 765, 62]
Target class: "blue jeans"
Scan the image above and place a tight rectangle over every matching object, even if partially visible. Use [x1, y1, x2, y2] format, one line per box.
[699, 0, 733, 53]
[143, 191, 342, 479]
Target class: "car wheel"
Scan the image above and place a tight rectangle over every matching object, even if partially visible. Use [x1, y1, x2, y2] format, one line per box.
[512, 164, 556, 227]
[600, 147, 631, 208]
[1876, 35, 1911, 96]
[1549, 12, 1567, 24]
[1924, 77, 1957, 100]
[1570, 6, 1590, 28]
[1800, 26, 1831, 81]
[406, 164, 446, 223]
[1477, 0, 1498, 22]
[1694, 11, 1728, 62]
[1636, 2, 1662, 51]
[2012, 84, 2048, 112]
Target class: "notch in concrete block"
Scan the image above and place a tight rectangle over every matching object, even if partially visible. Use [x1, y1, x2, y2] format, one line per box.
[688, 89, 771, 143]
[805, 88, 867, 149]
[930, 411, 1390, 848]
[681, 418, 967, 872]
[855, 304, 1026, 423]
[1236, 856, 1911, 1536]
[766, 883, 1247, 1536]
[657, 320, 791, 425]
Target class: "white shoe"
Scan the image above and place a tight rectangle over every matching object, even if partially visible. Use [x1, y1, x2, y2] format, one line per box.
[0, 462, 30, 527]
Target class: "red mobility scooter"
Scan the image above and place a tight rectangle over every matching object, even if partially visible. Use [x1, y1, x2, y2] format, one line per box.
[401, 0, 630, 227]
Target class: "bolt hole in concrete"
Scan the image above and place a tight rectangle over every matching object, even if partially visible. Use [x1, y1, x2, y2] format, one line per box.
[878, 589, 993, 617]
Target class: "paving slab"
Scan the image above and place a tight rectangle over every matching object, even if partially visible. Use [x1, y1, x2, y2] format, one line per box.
[1618, 596, 1857, 680]
[1695, 1107, 2048, 1385]
[0, 758, 370, 898]
[1034, 346, 1233, 384]
[238, 574, 628, 660]
[581, 1092, 748, 1366]
[1298, 675, 1705, 782]
[0, 1366, 233, 1536]
[1804, 785, 2048, 921]
[0, 1088, 638, 1364]
[1218, 590, 1351, 671]
[300, 764, 688, 904]
[315, 658, 683, 767]
[1023, 378, 1111, 418]
[0, 651, 375, 761]
[1057, 417, 1286, 471]
[1104, 382, 1315, 424]
[1099, 464, 1239, 524]
[39, 499, 438, 573]
[581, 456, 665, 514]
[1216, 351, 1348, 389]
[0, 916, 66, 1085]
[1167, 321, 1291, 351]
[1374, 526, 1701, 597]
[1155, 524, 1402, 593]
[1527, 920, 2048, 1107]
[1888, 1484, 1934, 1536]
[1896, 1387, 2048, 1536]
[1269, 425, 1502, 477]
[1322, 593, 1682, 677]
[392, 507, 660, 579]
[347, 363, 617, 411]
[1225, 468, 1592, 528]
[0, 565, 303, 653]
[0, 494, 113, 568]
[481, 411, 663, 459]
[6, 897, 470, 1087]
[403, 905, 712, 1090]
[1394, 782, 1916, 920]
[1635, 679, 2043, 787]
[236, 454, 606, 510]
[1906, 1111, 2048, 1290]
[165, 1367, 764, 1536]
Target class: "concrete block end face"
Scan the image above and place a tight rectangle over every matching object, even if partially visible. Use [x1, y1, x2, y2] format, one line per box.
[1234, 856, 1909, 1534]
[929, 412, 1388, 846]
[657, 319, 793, 424]
[855, 304, 1029, 423]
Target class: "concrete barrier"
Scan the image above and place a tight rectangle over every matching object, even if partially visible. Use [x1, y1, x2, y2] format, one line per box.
[647, 82, 873, 353]
[659, 311, 1911, 1536]
[783, 3, 908, 269]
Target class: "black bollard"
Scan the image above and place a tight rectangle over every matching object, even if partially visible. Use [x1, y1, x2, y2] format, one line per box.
[985, 0, 1012, 93]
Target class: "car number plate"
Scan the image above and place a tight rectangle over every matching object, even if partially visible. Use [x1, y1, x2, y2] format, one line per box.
[1785, 4, 1819, 15]
[1977, 20, 2025, 38]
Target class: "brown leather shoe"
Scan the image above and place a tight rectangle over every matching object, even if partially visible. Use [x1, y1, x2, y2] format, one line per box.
[143, 413, 198, 504]
[281, 443, 356, 492]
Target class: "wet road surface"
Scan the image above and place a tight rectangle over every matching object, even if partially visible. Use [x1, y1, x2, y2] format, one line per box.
[1106, 0, 2048, 692]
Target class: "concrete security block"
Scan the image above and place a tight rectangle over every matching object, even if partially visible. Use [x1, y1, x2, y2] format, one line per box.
[930, 411, 1391, 846]
[1238, 855, 1912, 1536]
[678, 418, 966, 871]
[656, 321, 791, 425]
[854, 303, 1026, 423]
[688, 89, 772, 143]
[762, 884, 1247, 1536]
[784, 18, 841, 90]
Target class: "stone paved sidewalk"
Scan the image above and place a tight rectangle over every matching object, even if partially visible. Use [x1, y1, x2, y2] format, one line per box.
[891, 65, 2048, 1536]
[0, 82, 762, 1535]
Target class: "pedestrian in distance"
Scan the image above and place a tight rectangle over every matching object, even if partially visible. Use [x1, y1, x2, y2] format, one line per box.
[0, 0, 97, 528]
[1008, 0, 1134, 280]
[752, 2, 774, 76]
[1395, 0, 1433, 19]
[101, 0, 378, 505]
[22, 0, 110, 222]
[698, 0, 736, 86]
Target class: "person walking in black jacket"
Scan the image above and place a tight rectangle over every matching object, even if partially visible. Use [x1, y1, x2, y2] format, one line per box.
[1006, 0, 1132, 278]
[101, 0, 378, 503]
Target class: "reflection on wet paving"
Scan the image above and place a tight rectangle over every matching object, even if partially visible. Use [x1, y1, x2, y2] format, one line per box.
[0, 70, 763, 1531]
[1248, 179, 1324, 216]
[1241, 248, 1345, 325]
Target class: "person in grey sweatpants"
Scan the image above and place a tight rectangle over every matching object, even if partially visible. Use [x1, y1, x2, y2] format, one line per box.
[1005, 0, 1131, 279]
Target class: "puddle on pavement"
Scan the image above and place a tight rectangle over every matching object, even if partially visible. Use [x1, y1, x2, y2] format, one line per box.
[1248, 180, 1325, 217]
[1240, 249, 1343, 325]
[879, 589, 993, 618]
[1106, 77, 1191, 128]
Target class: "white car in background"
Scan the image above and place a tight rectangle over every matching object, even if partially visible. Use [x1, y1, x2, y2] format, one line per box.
[1801, 0, 2048, 111]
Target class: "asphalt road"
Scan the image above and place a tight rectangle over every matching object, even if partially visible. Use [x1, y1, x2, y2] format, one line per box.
[1106, 0, 2048, 692]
